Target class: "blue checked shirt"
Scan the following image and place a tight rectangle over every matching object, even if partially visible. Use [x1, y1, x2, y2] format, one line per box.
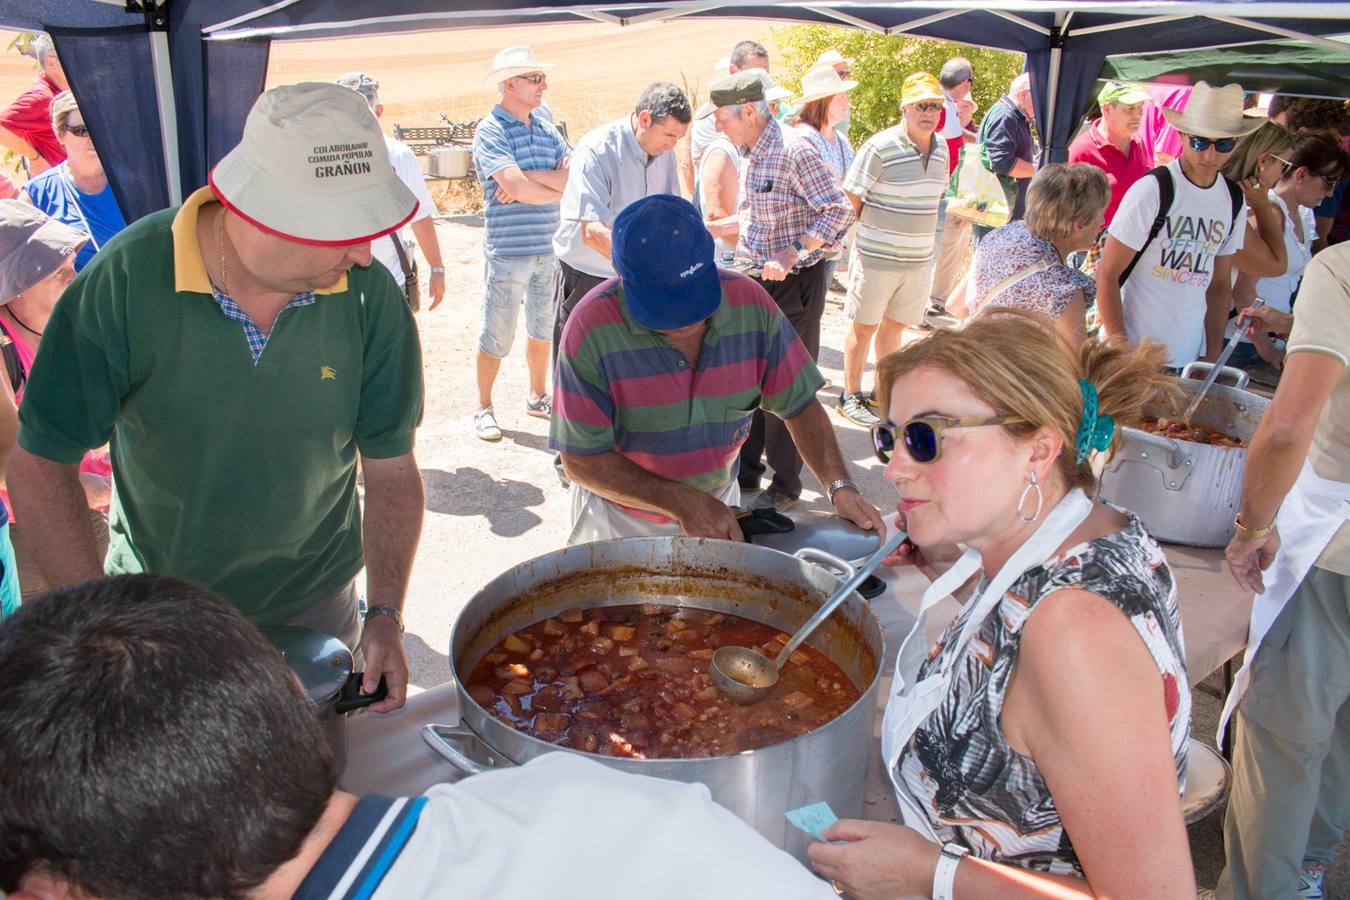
[473, 106, 569, 258]
[211, 285, 316, 365]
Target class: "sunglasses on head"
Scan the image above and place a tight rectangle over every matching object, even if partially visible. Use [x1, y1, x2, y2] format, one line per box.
[514, 73, 546, 84]
[1187, 135, 1237, 153]
[870, 415, 1026, 464]
[65, 122, 89, 137]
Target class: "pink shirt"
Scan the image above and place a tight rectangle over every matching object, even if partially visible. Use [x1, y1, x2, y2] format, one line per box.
[1139, 85, 1191, 164]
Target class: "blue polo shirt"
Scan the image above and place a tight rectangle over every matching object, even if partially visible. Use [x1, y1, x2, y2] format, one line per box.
[472, 105, 568, 258]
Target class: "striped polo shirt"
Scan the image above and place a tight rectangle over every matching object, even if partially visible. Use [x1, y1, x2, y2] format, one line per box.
[291, 795, 426, 900]
[472, 105, 568, 258]
[843, 123, 949, 267]
[551, 270, 823, 500]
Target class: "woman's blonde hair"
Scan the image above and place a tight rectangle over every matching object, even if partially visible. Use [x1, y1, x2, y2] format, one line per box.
[1024, 163, 1111, 243]
[875, 311, 1173, 491]
[1220, 121, 1295, 182]
[48, 90, 79, 135]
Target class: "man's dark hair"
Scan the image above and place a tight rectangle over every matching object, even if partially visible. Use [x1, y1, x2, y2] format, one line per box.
[1267, 93, 1293, 121]
[730, 40, 769, 69]
[0, 575, 337, 899]
[939, 57, 973, 90]
[636, 82, 693, 125]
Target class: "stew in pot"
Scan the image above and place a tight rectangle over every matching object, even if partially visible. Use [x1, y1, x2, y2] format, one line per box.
[1140, 416, 1247, 448]
[464, 603, 860, 759]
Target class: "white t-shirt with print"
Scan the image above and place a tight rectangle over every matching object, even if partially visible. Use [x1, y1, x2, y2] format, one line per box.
[1108, 159, 1245, 366]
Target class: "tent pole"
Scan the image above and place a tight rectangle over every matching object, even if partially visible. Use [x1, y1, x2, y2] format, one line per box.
[149, 29, 182, 206]
[1203, 15, 1350, 52]
[1044, 12, 1064, 165]
[879, 8, 966, 36]
[801, 6, 887, 34]
[622, 5, 718, 26]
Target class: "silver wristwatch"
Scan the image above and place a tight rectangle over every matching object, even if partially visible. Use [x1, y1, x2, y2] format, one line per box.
[825, 478, 859, 504]
[363, 604, 404, 634]
[932, 842, 969, 900]
[789, 237, 809, 261]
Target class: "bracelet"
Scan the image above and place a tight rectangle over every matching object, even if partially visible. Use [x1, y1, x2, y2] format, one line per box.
[429, 266, 445, 274]
[932, 842, 968, 900]
[363, 604, 405, 634]
[1233, 515, 1276, 540]
[826, 478, 859, 504]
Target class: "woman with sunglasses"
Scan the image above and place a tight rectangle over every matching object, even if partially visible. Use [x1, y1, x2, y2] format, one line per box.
[20, 91, 127, 272]
[808, 312, 1195, 899]
[1229, 132, 1350, 371]
[1219, 122, 1298, 287]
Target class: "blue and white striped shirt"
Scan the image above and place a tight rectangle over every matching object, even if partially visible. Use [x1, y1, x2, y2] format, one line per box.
[473, 105, 568, 258]
[291, 795, 426, 900]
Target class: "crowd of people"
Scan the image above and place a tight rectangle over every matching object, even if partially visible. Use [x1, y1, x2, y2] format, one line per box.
[0, 30, 1346, 900]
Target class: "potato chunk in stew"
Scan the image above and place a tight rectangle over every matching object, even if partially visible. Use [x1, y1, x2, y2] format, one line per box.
[464, 603, 860, 759]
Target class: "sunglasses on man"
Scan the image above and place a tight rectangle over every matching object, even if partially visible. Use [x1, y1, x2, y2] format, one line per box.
[912, 102, 944, 113]
[870, 415, 1026, 464]
[514, 73, 546, 85]
[1186, 135, 1237, 153]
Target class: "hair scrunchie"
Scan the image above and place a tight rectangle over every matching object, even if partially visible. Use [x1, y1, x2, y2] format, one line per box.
[1075, 380, 1115, 465]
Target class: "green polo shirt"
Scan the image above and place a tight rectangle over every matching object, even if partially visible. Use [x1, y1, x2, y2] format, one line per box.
[17, 187, 424, 622]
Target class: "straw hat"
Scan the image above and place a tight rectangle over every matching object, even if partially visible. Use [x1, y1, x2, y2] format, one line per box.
[1161, 81, 1264, 139]
[813, 49, 855, 69]
[210, 83, 416, 246]
[483, 46, 556, 86]
[797, 65, 858, 105]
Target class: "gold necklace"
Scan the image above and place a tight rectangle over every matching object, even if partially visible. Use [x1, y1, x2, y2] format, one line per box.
[216, 207, 231, 295]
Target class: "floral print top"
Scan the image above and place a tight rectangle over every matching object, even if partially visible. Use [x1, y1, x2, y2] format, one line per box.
[969, 220, 1096, 321]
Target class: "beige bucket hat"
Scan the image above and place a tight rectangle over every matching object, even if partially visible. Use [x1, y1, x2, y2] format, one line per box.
[483, 45, 557, 86]
[797, 65, 858, 105]
[210, 83, 416, 246]
[1161, 81, 1264, 139]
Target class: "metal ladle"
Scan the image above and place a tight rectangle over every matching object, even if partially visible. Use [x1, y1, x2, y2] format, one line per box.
[712, 528, 908, 705]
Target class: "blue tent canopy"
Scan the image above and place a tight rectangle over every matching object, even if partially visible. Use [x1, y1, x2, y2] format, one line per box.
[9, 0, 1348, 222]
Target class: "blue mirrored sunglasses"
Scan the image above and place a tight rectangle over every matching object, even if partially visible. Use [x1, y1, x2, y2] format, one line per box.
[1187, 135, 1237, 153]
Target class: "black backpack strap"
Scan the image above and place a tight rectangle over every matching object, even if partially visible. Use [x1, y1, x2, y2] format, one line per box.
[0, 333, 24, 396]
[1223, 174, 1244, 235]
[1118, 166, 1175, 288]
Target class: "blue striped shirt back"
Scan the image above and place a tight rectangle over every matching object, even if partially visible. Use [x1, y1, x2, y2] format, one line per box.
[473, 106, 568, 258]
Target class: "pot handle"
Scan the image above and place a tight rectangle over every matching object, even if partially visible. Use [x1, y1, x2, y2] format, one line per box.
[421, 722, 516, 777]
[1110, 428, 1196, 491]
[1179, 361, 1250, 390]
[334, 672, 389, 715]
[793, 547, 857, 582]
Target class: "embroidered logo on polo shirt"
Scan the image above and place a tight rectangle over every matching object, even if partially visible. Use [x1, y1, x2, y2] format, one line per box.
[320, 365, 337, 380]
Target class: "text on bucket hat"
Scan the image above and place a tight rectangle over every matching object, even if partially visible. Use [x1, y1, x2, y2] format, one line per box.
[0, 199, 85, 305]
[901, 73, 944, 108]
[483, 45, 556, 86]
[612, 194, 721, 332]
[796, 65, 858, 106]
[209, 83, 416, 246]
[695, 71, 765, 119]
[1161, 81, 1264, 139]
[1097, 81, 1148, 107]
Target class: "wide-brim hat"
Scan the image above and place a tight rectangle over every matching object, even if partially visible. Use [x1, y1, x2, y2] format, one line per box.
[1161, 81, 1264, 139]
[797, 64, 858, 105]
[612, 194, 721, 331]
[752, 69, 794, 104]
[483, 45, 556, 86]
[0, 199, 85, 304]
[813, 49, 855, 69]
[210, 83, 416, 246]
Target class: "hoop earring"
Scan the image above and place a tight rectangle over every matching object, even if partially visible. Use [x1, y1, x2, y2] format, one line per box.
[1017, 471, 1043, 524]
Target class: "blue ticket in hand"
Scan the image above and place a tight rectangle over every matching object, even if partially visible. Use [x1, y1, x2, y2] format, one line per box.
[785, 801, 839, 842]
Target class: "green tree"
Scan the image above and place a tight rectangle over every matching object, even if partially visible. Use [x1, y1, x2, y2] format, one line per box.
[769, 24, 1023, 146]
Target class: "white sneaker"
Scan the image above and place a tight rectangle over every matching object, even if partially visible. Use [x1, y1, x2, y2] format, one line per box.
[1298, 862, 1325, 900]
[525, 393, 552, 420]
[474, 406, 502, 441]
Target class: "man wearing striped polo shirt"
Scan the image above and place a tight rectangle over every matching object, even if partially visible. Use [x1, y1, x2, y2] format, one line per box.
[836, 73, 949, 428]
[471, 46, 570, 441]
[552, 194, 882, 544]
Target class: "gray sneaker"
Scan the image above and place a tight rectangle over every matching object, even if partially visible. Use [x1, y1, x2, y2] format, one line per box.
[526, 393, 553, 420]
[753, 486, 799, 513]
[836, 391, 880, 427]
[474, 406, 502, 441]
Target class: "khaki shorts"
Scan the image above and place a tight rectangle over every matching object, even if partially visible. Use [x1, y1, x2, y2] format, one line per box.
[845, 256, 935, 327]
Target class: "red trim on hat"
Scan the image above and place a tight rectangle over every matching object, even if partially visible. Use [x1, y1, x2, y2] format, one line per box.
[207, 169, 417, 247]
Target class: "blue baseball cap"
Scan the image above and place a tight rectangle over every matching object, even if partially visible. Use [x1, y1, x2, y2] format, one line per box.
[612, 194, 722, 331]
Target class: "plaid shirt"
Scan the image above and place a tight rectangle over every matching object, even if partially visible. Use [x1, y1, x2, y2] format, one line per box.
[736, 118, 853, 270]
[211, 285, 317, 365]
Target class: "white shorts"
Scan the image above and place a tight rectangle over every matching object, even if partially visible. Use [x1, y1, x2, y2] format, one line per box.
[845, 256, 935, 327]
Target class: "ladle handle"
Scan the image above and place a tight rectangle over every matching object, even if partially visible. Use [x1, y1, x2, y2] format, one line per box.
[775, 528, 908, 668]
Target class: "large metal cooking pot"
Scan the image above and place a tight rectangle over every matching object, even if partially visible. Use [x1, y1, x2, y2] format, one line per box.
[426, 536, 885, 861]
[261, 625, 387, 773]
[1099, 364, 1268, 547]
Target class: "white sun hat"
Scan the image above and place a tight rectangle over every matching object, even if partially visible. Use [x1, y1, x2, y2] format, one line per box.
[712, 56, 732, 77]
[209, 83, 416, 246]
[746, 69, 792, 103]
[483, 45, 557, 86]
[1161, 81, 1265, 139]
[797, 65, 858, 105]
[813, 48, 855, 69]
